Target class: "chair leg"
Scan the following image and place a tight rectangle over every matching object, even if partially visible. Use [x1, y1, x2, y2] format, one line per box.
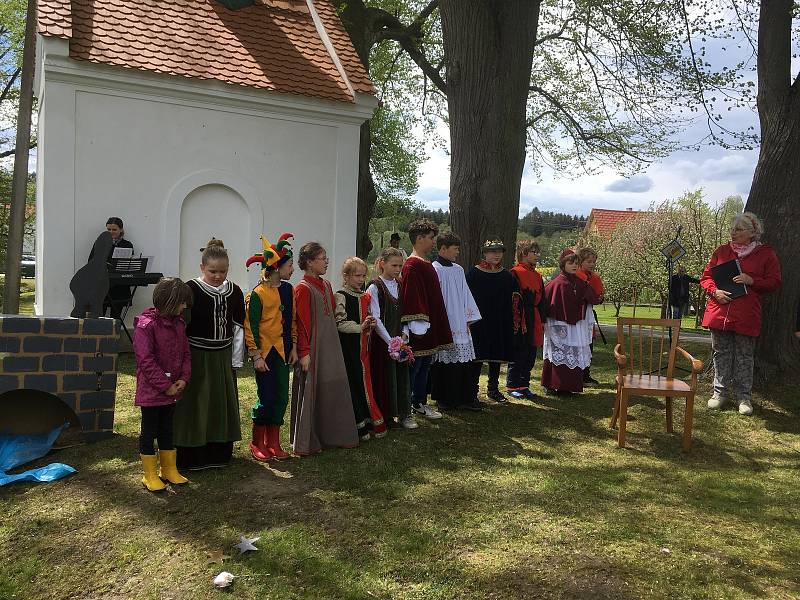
[610, 386, 621, 429]
[682, 394, 694, 453]
[665, 396, 674, 433]
[617, 390, 629, 448]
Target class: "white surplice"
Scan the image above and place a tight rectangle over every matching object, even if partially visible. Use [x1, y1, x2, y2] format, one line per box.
[432, 260, 481, 363]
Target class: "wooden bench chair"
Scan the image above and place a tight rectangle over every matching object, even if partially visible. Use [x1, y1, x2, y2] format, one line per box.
[611, 318, 703, 452]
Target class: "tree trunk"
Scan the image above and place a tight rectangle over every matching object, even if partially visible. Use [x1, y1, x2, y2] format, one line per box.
[3, 0, 36, 313]
[745, 0, 800, 381]
[440, 0, 540, 268]
[357, 120, 377, 258]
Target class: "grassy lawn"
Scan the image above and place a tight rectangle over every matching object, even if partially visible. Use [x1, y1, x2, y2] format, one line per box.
[1, 342, 798, 599]
[0, 276, 36, 315]
[595, 303, 708, 334]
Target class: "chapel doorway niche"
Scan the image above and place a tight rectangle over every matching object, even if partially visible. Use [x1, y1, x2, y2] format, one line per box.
[178, 184, 255, 292]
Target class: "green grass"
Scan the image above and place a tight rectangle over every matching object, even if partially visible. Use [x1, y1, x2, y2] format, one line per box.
[1, 343, 798, 599]
[595, 303, 708, 334]
[0, 276, 35, 315]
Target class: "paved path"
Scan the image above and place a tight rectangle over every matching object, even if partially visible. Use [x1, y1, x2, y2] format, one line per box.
[598, 323, 711, 345]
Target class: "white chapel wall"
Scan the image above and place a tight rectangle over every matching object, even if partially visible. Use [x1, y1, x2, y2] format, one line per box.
[36, 60, 364, 320]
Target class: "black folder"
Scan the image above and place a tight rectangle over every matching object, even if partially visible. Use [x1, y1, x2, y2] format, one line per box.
[711, 259, 747, 299]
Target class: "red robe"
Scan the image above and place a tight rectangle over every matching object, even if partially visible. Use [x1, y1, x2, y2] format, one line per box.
[400, 256, 454, 357]
[510, 263, 544, 347]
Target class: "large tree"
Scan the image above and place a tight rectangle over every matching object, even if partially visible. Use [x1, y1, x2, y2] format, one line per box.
[744, 0, 800, 377]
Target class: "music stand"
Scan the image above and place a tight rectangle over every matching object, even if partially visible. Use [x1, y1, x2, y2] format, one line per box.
[107, 257, 149, 343]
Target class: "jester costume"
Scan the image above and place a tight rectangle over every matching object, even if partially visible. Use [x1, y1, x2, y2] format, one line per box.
[243, 234, 296, 461]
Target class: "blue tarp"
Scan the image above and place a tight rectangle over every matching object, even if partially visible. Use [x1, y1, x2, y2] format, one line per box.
[0, 424, 76, 486]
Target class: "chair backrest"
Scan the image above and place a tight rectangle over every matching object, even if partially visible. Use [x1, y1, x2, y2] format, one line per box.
[616, 317, 681, 378]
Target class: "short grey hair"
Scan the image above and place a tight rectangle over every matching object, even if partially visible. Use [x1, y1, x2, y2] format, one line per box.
[731, 212, 764, 241]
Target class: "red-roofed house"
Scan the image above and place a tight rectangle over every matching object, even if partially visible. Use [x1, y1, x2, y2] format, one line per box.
[584, 208, 647, 238]
[34, 0, 377, 317]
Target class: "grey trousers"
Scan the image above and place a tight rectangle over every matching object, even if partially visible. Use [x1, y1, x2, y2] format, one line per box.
[711, 329, 756, 403]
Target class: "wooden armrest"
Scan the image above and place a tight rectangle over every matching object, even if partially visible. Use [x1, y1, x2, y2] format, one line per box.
[613, 343, 627, 366]
[676, 346, 703, 373]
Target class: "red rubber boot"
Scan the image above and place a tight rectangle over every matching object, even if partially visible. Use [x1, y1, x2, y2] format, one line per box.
[267, 425, 290, 460]
[249, 424, 272, 462]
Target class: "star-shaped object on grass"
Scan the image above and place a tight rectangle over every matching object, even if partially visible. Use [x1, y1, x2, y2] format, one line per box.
[233, 535, 260, 554]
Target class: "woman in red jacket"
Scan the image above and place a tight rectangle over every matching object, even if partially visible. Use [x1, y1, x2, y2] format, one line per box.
[700, 212, 781, 416]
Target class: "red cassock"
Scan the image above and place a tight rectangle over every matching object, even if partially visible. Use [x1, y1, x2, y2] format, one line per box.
[399, 256, 454, 357]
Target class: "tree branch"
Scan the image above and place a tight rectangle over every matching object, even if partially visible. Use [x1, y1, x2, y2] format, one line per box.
[0, 140, 36, 159]
[0, 67, 21, 104]
[532, 14, 578, 48]
[529, 85, 650, 162]
[369, 3, 446, 94]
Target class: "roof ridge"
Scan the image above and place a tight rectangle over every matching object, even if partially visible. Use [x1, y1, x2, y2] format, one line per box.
[304, 0, 355, 100]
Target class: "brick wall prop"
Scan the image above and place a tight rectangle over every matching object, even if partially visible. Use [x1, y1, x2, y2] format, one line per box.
[0, 315, 119, 442]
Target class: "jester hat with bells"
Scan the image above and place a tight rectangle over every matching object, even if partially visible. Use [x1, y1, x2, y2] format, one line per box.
[246, 233, 294, 280]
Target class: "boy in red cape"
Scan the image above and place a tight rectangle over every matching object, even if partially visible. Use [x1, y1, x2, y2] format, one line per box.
[400, 219, 454, 419]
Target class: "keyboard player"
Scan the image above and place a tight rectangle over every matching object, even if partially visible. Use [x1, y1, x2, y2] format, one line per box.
[89, 217, 134, 318]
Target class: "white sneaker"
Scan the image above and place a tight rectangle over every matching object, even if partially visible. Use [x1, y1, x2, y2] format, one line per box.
[738, 399, 753, 416]
[400, 416, 419, 429]
[707, 394, 726, 410]
[360, 432, 371, 441]
[412, 404, 443, 419]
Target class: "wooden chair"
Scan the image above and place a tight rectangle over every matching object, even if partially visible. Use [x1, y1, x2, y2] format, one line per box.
[611, 318, 703, 452]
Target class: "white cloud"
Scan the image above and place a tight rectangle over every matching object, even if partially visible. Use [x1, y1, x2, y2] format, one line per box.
[605, 174, 654, 193]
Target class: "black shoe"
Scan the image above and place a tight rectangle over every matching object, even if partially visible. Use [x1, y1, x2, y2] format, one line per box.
[584, 376, 600, 385]
[460, 401, 483, 412]
[521, 389, 539, 401]
[487, 390, 508, 404]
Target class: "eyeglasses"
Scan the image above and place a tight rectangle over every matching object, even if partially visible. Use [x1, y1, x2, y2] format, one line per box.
[731, 227, 750, 233]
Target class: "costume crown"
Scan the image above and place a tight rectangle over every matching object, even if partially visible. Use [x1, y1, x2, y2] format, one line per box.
[246, 233, 294, 275]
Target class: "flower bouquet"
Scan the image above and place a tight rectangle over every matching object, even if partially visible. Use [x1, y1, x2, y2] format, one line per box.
[388, 336, 415, 364]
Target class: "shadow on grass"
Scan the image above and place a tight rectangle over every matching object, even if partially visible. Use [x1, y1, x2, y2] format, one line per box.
[2, 346, 800, 599]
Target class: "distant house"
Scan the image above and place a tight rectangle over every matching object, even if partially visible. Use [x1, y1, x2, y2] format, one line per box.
[583, 208, 646, 239]
[34, 0, 377, 318]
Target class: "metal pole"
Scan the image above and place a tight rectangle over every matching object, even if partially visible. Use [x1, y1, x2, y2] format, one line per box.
[3, 0, 37, 314]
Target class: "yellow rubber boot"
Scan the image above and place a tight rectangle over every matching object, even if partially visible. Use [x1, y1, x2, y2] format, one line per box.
[140, 454, 167, 492]
[158, 449, 189, 485]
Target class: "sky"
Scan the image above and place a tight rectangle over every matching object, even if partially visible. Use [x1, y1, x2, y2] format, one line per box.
[412, 22, 798, 220]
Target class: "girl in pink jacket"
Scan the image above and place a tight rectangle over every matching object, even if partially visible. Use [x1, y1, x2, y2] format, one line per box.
[133, 278, 192, 492]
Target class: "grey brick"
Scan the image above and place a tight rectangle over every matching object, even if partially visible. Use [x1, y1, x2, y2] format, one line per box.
[63, 374, 99, 391]
[80, 391, 115, 410]
[42, 354, 80, 372]
[23, 336, 63, 353]
[82, 319, 115, 335]
[0, 336, 21, 353]
[58, 393, 78, 411]
[2, 317, 41, 334]
[98, 336, 120, 354]
[0, 375, 20, 393]
[23, 374, 58, 393]
[97, 409, 115, 431]
[2, 356, 40, 373]
[43, 318, 80, 335]
[63, 337, 98, 353]
[82, 356, 115, 373]
[100, 373, 118, 391]
[77, 411, 97, 431]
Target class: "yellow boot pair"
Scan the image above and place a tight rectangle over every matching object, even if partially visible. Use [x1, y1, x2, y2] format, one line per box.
[139, 450, 188, 492]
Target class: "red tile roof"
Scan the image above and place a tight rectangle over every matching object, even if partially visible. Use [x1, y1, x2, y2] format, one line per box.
[38, 0, 375, 103]
[585, 208, 646, 237]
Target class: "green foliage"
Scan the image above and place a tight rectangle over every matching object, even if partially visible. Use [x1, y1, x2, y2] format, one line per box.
[528, 0, 757, 177]
[518, 207, 586, 237]
[0, 0, 28, 154]
[0, 167, 35, 270]
[591, 191, 744, 318]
